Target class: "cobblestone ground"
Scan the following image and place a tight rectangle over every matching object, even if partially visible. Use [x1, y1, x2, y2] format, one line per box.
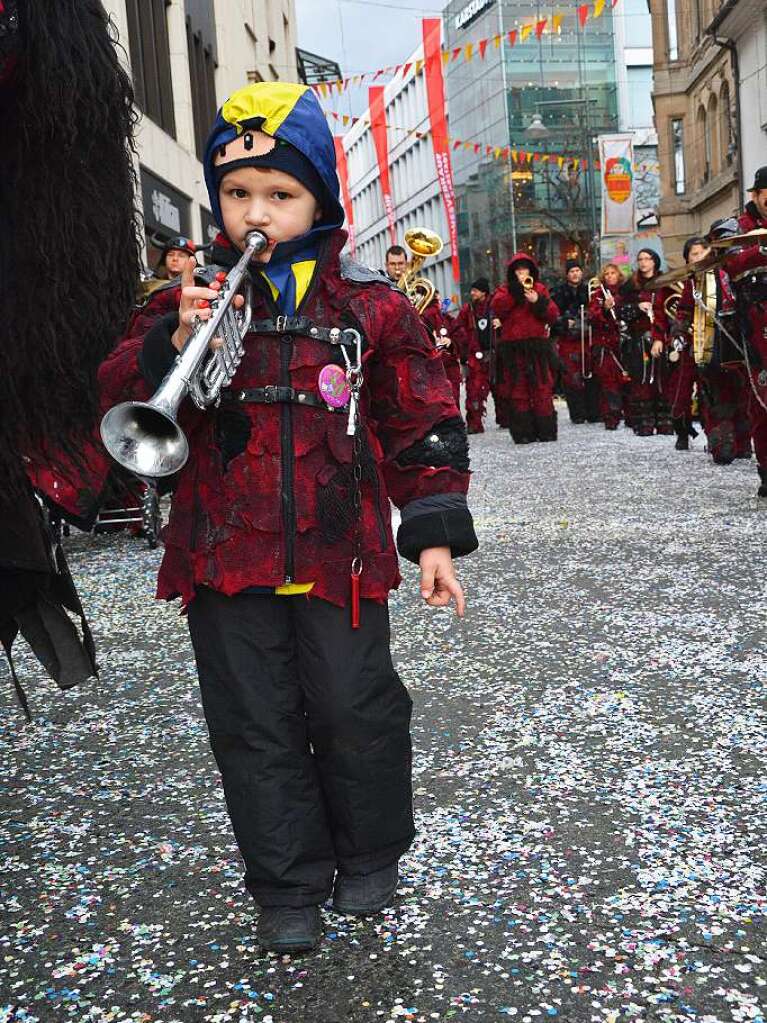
[1, 410, 766, 1023]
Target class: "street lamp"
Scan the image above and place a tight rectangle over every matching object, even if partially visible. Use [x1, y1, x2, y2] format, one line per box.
[526, 113, 548, 141]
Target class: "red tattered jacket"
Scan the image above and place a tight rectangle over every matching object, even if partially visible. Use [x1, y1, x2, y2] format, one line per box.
[490, 283, 558, 343]
[738, 202, 767, 233]
[421, 299, 463, 369]
[588, 283, 621, 350]
[97, 231, 476, 609]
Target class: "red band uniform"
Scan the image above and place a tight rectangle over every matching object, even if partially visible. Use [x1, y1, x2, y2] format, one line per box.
[421, 295, 463, 411]
[454, 279, 494, 433]
[728, 173, 767, 492]
[588, 270, 628, 429]
[617, 250, 674, 436]
[672, 266, 750, 462]
[491, 253, 560, 443]
[550, 269, 600, 424]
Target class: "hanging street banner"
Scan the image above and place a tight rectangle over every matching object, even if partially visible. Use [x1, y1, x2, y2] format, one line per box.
[368, 86, 397, 245]
[422, 17, 460, 284]
[598, 134, 636, 236]
[333, 136, 357, 257]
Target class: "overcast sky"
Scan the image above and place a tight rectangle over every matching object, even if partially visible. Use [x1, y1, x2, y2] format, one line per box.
[294, 0, 445, 114]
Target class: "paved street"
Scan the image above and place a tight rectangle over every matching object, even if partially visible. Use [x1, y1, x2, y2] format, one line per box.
[2, 412, 766, 1023]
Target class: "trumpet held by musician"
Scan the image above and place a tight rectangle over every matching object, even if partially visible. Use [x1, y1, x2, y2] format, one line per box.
[490, 253, 560, 443]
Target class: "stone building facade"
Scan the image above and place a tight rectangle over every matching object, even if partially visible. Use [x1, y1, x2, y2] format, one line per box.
[102, 0, 298, 266]
[649, 0, 743, 263]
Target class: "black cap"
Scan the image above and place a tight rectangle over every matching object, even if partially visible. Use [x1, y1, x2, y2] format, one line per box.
[565, 258, 583, 272]
[156, 235, 197, 269]
[750, 165, 767, 191]
[709, 217, 739, 240]
[471, 277, 490, 294]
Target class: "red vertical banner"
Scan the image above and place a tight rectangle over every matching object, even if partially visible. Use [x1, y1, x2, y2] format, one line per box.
[422, 17, 460, 285]
[368, 86, 397, 245]
[333, 135, 356, 257]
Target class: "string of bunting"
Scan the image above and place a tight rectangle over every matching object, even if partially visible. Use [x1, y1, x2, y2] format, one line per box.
[325, 109, 598, 172]
[311, 0, 621, 98]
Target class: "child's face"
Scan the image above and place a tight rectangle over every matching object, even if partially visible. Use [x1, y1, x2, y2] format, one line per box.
[218, 166, 322, 263]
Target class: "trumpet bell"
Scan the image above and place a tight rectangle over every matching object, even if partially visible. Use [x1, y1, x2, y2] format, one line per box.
[100, 402, 189, 478]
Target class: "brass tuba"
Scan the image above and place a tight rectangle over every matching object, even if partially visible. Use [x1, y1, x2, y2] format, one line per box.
[397, 228, 444, 314]
[663, 281, 684, 320]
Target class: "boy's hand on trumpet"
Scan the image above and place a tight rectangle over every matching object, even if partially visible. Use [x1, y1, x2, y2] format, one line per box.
[171, 256, 245, 353]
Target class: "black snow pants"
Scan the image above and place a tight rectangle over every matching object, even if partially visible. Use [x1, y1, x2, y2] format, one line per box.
[187, 587, 415, 907]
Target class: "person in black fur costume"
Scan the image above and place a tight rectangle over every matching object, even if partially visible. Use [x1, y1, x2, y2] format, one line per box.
[0, 0, 140, 718]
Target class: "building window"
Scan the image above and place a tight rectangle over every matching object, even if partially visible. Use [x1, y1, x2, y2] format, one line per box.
[187, 17, 217, 160]
[671, 118, 685, 194]
[626, 66, 654, 129]
[720, 82, 733, 165]
[666, 0, 678, 60]
[707, 93, 719, 176]
[125, 0, 176, 137]
[696, 105, 709, 184]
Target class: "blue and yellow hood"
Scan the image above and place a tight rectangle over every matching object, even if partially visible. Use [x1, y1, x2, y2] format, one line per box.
[203, 81, 345, 236]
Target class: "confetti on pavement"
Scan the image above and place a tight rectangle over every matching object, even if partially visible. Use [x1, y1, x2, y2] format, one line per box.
[1, 411, 765, 1022]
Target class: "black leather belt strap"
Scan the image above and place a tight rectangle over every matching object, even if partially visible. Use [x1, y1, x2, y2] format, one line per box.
[248, 315, 358, 346]
[226, 385, 348, 412]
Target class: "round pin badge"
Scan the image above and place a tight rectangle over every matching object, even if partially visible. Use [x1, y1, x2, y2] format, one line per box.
[475, 351, 484, 360]
[318, 364, 351, 408]
[478, 318, 488, 330]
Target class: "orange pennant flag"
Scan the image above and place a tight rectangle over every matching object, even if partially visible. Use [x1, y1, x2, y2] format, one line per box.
[464, 42, 474, 60]
[511, 149, 518, 162]
[557, 156, 565, 168]
[494, 147, 502, 158]
[520, 23, 533, 41]
[415, 59, 424, 74]
[577, 4, 589, 26]
[508, 29, 517, 45]
[573, 158, 580, 170]
[552, 14, 563, 32]
[452, 46, 462, 61]
[442, 50, 450, 67]
[479, 38, 488, 59]
[493, 33, 502, 47]
[594, 0, 605, 16]
[535, 18, 548, 37]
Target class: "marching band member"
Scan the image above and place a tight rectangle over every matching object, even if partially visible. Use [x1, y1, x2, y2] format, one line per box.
[618, 248, 674, 437]
[588, 263, 628, 430]
[422, 288, 463, 410]
[454, 278, 494, 434]
[551, 259, 600, 425]
[98, 82, 477, 953]
[670, 231, 750, 465]
[491, 253, 559, 443]
[728, 166, 767, 495]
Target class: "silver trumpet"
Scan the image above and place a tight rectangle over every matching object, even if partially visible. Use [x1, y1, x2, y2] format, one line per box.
[100, 229, 268, 477]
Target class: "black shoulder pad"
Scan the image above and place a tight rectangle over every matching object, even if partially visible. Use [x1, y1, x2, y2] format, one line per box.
[339, 254, 398, 289]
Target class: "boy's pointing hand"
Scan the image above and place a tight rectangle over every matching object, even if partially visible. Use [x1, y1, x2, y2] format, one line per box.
[419, 547, 466, 618]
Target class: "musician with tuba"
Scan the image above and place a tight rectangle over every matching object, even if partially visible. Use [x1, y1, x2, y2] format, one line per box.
[550, 259, 600, 425]
[490, 252, 560, 443]
[98, 82, 478, 954]
[667, 229, 750, 465]
[453, 277, 495, 434]
[587, 263, 629, 430]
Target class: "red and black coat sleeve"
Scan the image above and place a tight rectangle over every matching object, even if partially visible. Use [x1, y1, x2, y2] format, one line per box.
[363, 288, 478, 564]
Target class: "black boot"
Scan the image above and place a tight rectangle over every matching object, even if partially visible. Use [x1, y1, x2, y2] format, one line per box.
[564, 387, 586, 424]
[333, 862, 399, 916]
[534, 411, 558, 442]
[509, 411, 535, 444]
[673, 418, 689, 451]
[256, 906, 322, 952]
[758, 467, 767, 498]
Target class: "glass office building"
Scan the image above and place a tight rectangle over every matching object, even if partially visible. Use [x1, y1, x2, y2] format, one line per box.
[443, 0, 619, 292]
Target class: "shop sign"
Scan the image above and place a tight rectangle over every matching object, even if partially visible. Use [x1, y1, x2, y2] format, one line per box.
[140, 167, 191, 238]
[454, 0, 494, 31]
